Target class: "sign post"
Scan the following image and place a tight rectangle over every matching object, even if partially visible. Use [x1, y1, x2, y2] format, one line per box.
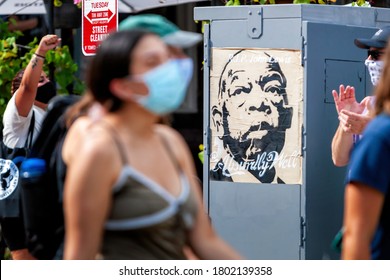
[82, 0, 118, 56]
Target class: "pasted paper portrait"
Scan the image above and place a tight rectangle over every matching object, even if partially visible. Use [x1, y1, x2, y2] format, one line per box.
[209, 48, 303, 184]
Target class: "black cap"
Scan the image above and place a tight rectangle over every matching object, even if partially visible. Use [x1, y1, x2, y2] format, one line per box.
[354, 26, 390, 49]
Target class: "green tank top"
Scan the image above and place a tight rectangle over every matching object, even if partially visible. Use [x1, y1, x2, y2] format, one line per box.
[100, 124, 198, 260]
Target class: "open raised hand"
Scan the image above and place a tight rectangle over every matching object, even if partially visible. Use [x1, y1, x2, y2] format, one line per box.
[332, 84, 365, 115]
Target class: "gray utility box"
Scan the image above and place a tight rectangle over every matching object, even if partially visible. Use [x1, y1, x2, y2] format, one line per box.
[195, 4, 390, 260]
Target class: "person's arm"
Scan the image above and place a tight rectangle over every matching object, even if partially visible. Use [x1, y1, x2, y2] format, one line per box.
[7, 16, 38, 32]
[342, 182, 384, 260]
[14, 35, 60, 117]
[164, 127, 242, 259]
[63, 124, 120, 259]
[331, 124, 354, 167]
[187, 181, 242, 259]
[331, 85, 365, 166]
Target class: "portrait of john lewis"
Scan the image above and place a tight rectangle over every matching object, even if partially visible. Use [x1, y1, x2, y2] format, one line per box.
[210, 49, 302, 184]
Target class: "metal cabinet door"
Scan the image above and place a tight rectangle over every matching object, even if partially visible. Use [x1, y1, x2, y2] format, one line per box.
[208, 182, 302, 259]
[303, 21, 373, 260]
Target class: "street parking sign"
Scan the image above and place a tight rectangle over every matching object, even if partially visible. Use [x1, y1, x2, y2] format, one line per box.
[82, 0, 118, 56]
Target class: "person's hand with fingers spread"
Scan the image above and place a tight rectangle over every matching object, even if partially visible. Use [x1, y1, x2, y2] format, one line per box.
[331, 84, 374, 166]
[332, 84, 365, 115]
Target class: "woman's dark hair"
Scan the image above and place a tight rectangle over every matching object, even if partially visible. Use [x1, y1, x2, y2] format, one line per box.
[64, 92, 95, 128]
[11, 69, 25, 95]
[86, 29, 151, 112]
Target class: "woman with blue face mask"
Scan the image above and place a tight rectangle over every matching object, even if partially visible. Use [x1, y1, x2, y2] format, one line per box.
[62, 30, 241, 260]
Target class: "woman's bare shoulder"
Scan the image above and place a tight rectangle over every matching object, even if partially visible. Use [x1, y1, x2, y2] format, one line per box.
[63, 117, 116, 164]
[154, 124, 194, 164]
[155, 124, 184, 143]
[69, 115, 94, 133]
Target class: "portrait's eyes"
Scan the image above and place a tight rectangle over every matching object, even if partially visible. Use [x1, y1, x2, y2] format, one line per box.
[232, 87, 244, 96]
[264, 81, 283, 97]
[231, 84, 253, 97]
[265, 86, 281, 94]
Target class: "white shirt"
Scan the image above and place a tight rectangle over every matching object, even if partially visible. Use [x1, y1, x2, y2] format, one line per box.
[2, 93, 46, 148]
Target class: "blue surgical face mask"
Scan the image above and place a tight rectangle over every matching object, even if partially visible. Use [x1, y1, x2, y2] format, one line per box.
[131, 58, 193, 115]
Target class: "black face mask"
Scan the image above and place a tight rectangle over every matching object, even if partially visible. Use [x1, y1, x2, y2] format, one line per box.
[36, 82, 56, 104]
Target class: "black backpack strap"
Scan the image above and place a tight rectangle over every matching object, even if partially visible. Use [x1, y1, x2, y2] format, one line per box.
[55, 127, 68, 203]
[24, 111, 35, 149]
